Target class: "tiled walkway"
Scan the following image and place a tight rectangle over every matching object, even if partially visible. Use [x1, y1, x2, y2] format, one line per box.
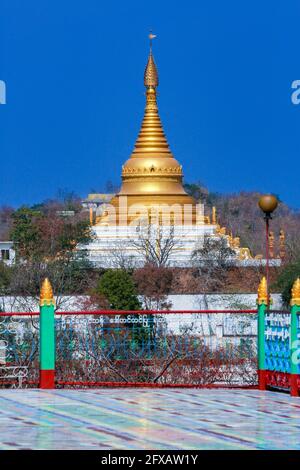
[0, 388, 300, 450]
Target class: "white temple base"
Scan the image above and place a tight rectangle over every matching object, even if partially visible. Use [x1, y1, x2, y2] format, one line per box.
[78, 223, 281, 268]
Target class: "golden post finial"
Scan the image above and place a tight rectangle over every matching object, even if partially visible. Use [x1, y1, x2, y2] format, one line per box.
[257, 276, 268, 305]
[40, 278, 55, 306]
[290, 278, 300, 306]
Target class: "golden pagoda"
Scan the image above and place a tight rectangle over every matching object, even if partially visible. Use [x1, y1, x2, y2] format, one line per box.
[80, 37, 267, 268]
[96, 40, 196, 227]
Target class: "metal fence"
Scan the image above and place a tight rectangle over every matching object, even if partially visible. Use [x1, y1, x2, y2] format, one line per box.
[54, 310, 258, 388]
[263, 309, 298, 391]
[0, 309, 258, 388]
[0, 313, 39, 387]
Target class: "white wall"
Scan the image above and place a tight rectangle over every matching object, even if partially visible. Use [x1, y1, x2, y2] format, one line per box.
[0, 292, 283, 313]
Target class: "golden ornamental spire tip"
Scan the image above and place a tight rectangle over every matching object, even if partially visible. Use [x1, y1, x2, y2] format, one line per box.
[290, 278, 300, 306]
[149, 32, 157, 47]
[40, 277, 55, 306]
[144, 34, 159, 88]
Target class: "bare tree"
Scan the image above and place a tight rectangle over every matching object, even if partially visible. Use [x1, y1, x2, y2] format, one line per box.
[7, 254, 94, 312]
[131, 223, 180, 267]
[103, 240, 138, 270]
[191, 235, 235, 337]
[192, 235, 235, 290]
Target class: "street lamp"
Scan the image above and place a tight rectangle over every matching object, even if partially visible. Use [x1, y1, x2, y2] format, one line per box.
[258, 194, 279, 304]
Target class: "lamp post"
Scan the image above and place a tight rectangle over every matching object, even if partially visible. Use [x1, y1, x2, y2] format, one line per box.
[258, 195, 279, 305]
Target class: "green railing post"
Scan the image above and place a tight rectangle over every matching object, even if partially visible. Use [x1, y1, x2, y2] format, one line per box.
[257, 277, 268, 390]
[290, 278, 300, 397]
[39, 278, 55, 389]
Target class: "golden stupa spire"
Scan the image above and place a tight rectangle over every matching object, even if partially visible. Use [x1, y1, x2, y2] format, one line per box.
[98, 34, 196, 226]
[130, 35, 173, 160]
[116, 33, 190, 200]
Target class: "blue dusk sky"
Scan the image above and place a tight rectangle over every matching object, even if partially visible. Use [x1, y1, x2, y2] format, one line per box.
[1, 0, 300, 208]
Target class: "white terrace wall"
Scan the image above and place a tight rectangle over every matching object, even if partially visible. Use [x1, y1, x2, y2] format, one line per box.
[0, 293, 283, 313]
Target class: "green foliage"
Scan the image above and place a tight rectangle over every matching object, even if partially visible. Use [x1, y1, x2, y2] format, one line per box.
[96, 270, 141, 310]
[8, 204, 94, 296]
[9, 205, 92, 261]
[57, 219, 92, 252]
[54, 257, 94, 294]
[183, 182, 208, 202]
[275, 260, 300, 305]
[95, 270, 150, 353]
[10, 207, 43, 259]
[0, 262, 12, 294]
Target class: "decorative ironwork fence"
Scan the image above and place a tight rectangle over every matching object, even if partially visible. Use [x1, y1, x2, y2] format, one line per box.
[264, 310, 291, 375]
[0, 309, 258, 388]
[0, 313, 39, 387]
[1, 276, 300, 395]
[54, 310, 258, 388]
[259, 308, 300, 395]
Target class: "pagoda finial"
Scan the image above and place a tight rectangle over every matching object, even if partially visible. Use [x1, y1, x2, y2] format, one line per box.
[149, 30, 157, 51]
[257, 276, 268, 305]
[144, 32, 158, 88]
[290, 278, 300, 306]
[40, 278, 55, 306]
